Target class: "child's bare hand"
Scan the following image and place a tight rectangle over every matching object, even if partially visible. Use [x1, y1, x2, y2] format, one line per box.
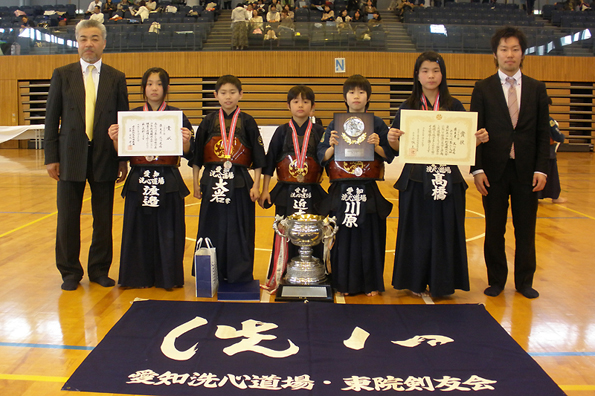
[258, 191, 271, 208]
[367, 133, 380, 147]
[388, 128, 404, 144]
[329, 130, 340, 146]
[181, 127, 192, 143]
[108, 124, 119, 141]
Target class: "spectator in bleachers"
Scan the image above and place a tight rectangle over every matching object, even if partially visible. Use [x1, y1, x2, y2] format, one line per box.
[146, 0, 158, 11]
[131, 0, 151, 21]
[352, 9, 364, 22]
[268, 0, 281, 12]
[102, 0, 117, 18]
[310, 0, 325, 13]
[255, 0, 267, 13]
[280, 9, 295, 27]
[554, 0, 575, 10]
[295, 0, 310, 8]
[526, 0, 536, 15]
[577, 0, 592, 10]
[282, 4, 294, 19]
[267, 4, 281, 21]
[20, 16, 36, 28]
[388, 0, 414, 22]
[336, 8, 352, 22]
[232, 3, 250, 49]
[321, 4, 335, 21]
[368, 10, 381, 26]
[250, 8, 264, 33]
[280, 0, 295, 9]
[86, 0, 103, 16]
[90, 6, 105, 23]
[347, 0, 360, 12]
[363, 0, 377, 15]
[120, 0, 132, 10]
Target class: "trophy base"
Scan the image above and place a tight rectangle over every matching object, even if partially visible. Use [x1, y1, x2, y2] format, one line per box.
[284, 257, 327, 285]
[275, 281, 334, 303]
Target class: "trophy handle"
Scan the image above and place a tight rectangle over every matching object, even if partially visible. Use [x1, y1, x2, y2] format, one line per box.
[272, 215, 289, 239]
[323, 216, 339, 240]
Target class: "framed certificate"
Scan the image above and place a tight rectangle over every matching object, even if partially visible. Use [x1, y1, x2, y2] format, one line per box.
[334, 112, 375, 162]
[117, 111, 183, 156]
[399, 110, 478, 166]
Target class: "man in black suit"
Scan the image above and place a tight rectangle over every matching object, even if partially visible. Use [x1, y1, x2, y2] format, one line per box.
[44, 19, 129, 291]
[470, 27, 550, 299]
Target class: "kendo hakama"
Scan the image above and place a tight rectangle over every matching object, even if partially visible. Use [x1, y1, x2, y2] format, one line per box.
[317, 116, 394, 295]
[391, 100, 469, 297]
[392, 164, 469, 297]
[193, 109, 266, 283]
[118, 105, 194, 289]
[262, 120, 328, 282]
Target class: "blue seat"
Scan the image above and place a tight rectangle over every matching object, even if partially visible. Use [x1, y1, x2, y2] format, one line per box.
[156, 30, 173, 50]
[142, 31, 158, 50]
[447, 30, 463, 52]
[127, 31, 143, 50]
[171, 31, 188, 50]
[106, 31, 125, 52]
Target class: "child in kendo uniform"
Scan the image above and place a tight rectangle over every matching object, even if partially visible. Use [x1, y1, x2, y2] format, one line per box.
[108, 67, 193, 290]
[259, 85, 328, 291]
[317, 74, 395, 296]
[192, 75, 266, 284]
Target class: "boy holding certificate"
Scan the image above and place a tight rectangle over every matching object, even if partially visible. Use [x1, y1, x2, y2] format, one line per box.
[259, 85, 327, 292]
[317, 74, 394, 296]
[192, 75, 266, 284]
[388, 52, 489, 298]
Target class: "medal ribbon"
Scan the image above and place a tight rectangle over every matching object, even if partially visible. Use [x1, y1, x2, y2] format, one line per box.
[219, 108, 241, 159]
[143, 101, 167, 112]
[288, 119, 312, 169]
[421, 93, 440, 111]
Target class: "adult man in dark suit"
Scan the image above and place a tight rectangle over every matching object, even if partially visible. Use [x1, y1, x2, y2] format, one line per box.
[470, 27, 550, 299]
[44, 19, 129, 291]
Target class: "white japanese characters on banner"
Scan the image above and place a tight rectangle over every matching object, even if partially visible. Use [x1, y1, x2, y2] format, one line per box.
[118, 111, 183, 157]
[399, 110, 478, 166]
[65, 302, 564, 396]
[127, 314, 497, 392]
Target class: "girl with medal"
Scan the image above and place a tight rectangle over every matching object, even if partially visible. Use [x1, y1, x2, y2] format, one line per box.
[259, 85, 327, 292]
[317, 74, 395, 297]
[388, 52, 489, 298]
[192, 75, 266, 284]
[108, 67, 194, 290]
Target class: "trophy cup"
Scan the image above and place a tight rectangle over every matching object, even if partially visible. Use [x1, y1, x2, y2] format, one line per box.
[272, 214, 338, 302]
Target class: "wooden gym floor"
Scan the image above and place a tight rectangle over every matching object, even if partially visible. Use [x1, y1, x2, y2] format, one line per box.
[0, 148, 594, 395]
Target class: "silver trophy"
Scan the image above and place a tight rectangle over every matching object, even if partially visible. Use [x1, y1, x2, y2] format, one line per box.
[273, 214, 338, 295]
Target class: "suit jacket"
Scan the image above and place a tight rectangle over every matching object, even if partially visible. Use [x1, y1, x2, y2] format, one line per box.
[470, 73, 550, 185]
[44, 61, 129, 182]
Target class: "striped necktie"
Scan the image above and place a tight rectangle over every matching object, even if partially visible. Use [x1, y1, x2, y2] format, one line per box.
[85, 65, 96, 141]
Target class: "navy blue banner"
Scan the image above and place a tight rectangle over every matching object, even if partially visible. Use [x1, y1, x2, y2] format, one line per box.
[64, 301, 564, 395]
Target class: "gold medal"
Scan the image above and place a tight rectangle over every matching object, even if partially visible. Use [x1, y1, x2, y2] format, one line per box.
[297, 174, 305, 183]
